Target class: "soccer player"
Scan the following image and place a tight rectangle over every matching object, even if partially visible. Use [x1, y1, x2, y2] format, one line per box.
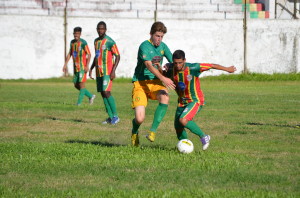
[131, 21, 176, 146]
[164, 50, 236, 150]
[62, 27, 96, 106]
[89, 21, 121, 125]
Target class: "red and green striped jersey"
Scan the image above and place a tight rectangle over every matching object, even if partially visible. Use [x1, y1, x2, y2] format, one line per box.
[70, 38, 91, 72]
[94, 35, 120, 77]
[166, 63, 212, 107]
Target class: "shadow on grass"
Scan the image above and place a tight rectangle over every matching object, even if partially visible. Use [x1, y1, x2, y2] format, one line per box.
[65, 139, 124, 147]
[65, 139, 174, 151]
[247, 122, 300, 129]
[45, 116, 98, 124]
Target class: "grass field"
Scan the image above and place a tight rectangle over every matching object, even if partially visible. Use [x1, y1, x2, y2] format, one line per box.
[0, 74, 299, 197]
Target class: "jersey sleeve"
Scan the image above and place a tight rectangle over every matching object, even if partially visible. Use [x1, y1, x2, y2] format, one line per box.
[164, 44, 173, 63]
[199, 63, 212, 72]
[81, 40, 91, 55]
[84, 44, 91, 55]
[111, 44, 120, 56]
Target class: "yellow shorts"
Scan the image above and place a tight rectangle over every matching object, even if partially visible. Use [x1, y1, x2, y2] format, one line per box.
[131, 79, 167, 108]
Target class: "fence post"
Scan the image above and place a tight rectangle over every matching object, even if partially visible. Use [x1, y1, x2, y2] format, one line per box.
[243, 0, 248, 74]
[154, 0, 157, 22]
[64, 0, 68, 77]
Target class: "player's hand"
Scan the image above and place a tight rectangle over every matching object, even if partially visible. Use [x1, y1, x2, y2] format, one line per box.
[62, 65, 67, 73]
[89, 70, 94, 80]
[110, 71, 116, 80]
[161, 76, 175, 90]
[227, 66, 237, 73]
[163, 63, 171, 72]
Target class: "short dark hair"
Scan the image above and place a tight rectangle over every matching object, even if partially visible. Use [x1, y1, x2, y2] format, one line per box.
[150, 21, 167, 35]
[73, 27, 82, 33]
[173, 50, 185, 60]
[97, 21, 107, 29]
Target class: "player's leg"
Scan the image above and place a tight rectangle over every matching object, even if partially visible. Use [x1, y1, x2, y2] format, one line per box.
[174, 106, 188, 140]
[131, 81, 148, 146]
[80, 72, 95, 103]
[179, 103, 210, 150]
[73, 72, 84, 105]
[131, 105, 146, 146]
[146, 81, 169, 142]
[97, 76, 113, 124]
[76, 71, 95, 105]
[101, 76, 119, 124]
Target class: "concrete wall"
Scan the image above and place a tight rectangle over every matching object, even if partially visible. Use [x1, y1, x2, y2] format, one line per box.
[0, 15, 299, 79]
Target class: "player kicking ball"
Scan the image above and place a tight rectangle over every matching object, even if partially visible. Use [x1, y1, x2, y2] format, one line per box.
[163, 50, 236, 150]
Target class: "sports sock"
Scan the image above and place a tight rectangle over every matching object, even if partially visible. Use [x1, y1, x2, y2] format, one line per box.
[77, 88, 85, 104]
[84, 88, 93, 98]
[150, 103, 168, 133]
[132, 119, 140, 134]
[185, 121, 205, 138]
[107, 96, 118, 117]
[176, 129, 188, 140]
[103, 97, 113, 118]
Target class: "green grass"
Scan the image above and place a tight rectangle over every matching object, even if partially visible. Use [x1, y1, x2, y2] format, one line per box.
[0, 74, 299, 197]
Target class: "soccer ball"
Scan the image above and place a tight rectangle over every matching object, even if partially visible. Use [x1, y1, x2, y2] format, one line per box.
[177, 139, 194, 154]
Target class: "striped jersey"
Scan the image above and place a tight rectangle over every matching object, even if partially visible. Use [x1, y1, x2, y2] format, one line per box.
[132, 40, 172, 82]
[166, 63, 212, 107]
[94, 35, 120, 77]
[69, 38, 91, 72]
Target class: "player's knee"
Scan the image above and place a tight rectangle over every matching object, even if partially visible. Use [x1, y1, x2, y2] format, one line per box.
[101, 91, 111, 98]
[157, 91, 169, 104]
[135, 117, 144, 125]
[179, 118, 188, 126]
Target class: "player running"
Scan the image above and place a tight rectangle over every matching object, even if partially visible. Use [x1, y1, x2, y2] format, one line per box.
[62, 27, 96, 106]
[164, 50, 236, 150]
[89, 21, 121, 125]
[131, 21, 175, 146]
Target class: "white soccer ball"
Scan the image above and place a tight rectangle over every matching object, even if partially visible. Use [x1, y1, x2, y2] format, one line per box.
[177, 139, 194, 154]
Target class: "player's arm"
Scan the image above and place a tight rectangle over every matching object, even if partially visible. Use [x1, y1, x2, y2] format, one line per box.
[144, 60, 175, 90]
[89, 42, 97, 79]
[62, 50, 71, 73]
[110, 54, 120, 80]
[89, 58, 96, 80]
[84, 45, 91, 73]
[110, 44, 121, 80]
[85, 53, 91, 73]
[211, 64, 236, 73]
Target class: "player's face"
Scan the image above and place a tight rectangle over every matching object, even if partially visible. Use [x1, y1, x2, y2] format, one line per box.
[150, 31, 164, 47]
[97, 25, 106, 38]
[73, 31, 81, 41]
[173, 58, 186, 71]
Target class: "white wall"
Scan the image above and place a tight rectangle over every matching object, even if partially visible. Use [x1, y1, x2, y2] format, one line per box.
[0, 15, 299, 79]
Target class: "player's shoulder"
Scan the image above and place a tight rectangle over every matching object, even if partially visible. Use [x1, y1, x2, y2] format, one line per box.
[104, 35, 116, 44]
[140, 40, 150, 46]
[186, 63, 201, 71]
[80, 38, 88, 45]
[159, 41, 170, 49]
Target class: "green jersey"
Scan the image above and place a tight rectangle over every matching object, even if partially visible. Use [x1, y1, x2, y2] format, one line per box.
[132, 40, 172, 82]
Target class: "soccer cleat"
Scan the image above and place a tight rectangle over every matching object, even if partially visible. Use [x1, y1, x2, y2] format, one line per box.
[111, 116, 120, 125]
[146, 131, 156, 142]
[201, 135, 210, 151]
[131, 134, 139, 147]
[89, 95, 96, 105]
[102, 117, 111, 124]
